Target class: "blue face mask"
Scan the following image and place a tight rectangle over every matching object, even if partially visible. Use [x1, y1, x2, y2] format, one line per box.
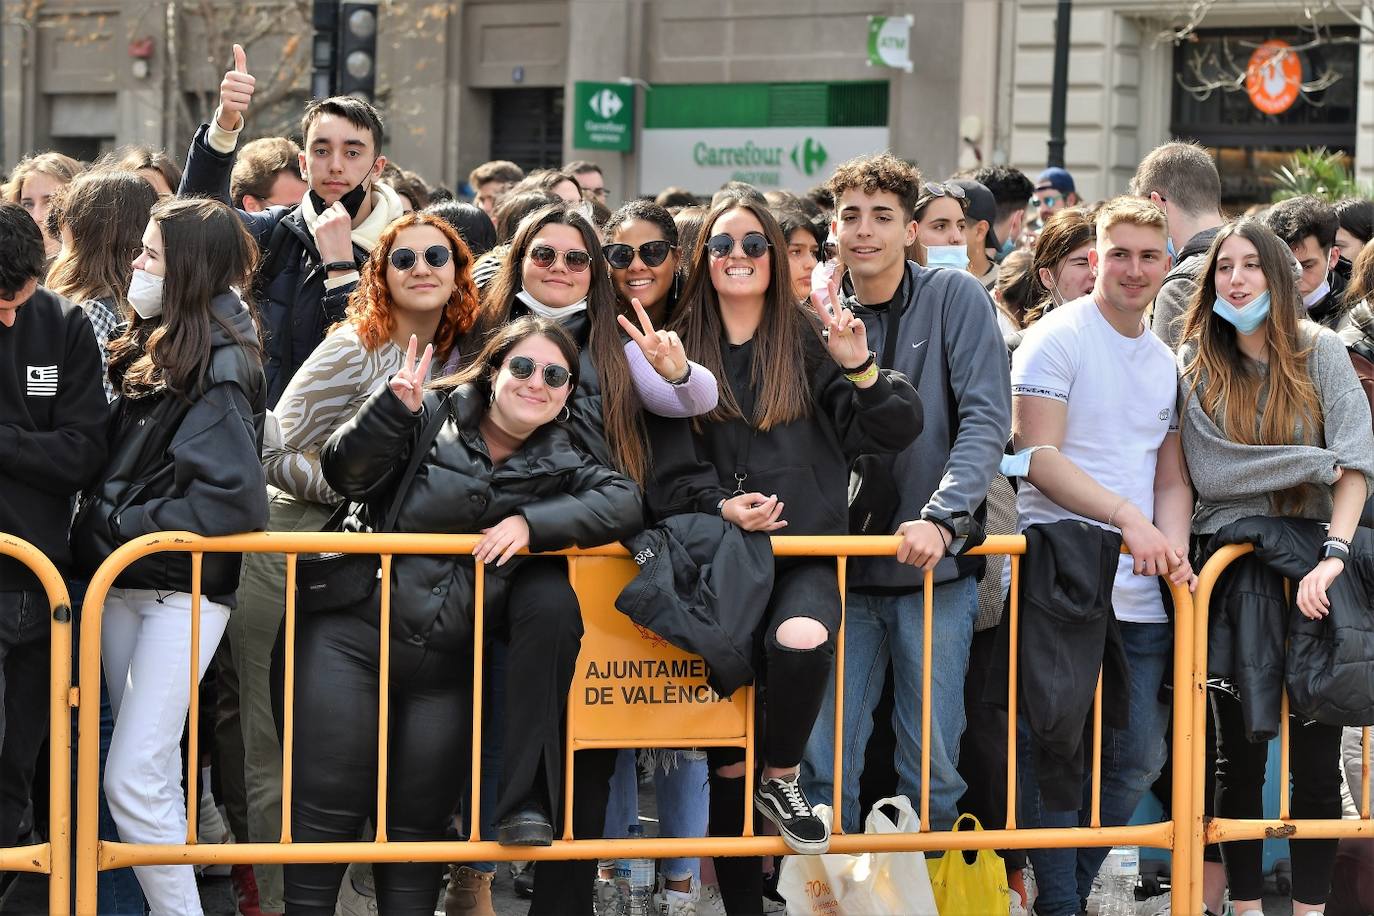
[926, 244, 970, 272]
[1212, 289, 1271, 335]
[1166, 237, 1176, 260]
[999, 237, 1016, 261]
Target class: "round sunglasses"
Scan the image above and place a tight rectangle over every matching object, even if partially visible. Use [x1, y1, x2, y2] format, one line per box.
[603, 240, 674, 270]
[389, 244, 452, 272]
[506, 355, 572, 389]
[706, 231, 771, 260]
[528, 244, 592, 273]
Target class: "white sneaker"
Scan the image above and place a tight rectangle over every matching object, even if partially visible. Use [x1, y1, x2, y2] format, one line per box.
[697, 884, 727, 916]
[335, 872, 379, 916]
[654, 877, 699, 916]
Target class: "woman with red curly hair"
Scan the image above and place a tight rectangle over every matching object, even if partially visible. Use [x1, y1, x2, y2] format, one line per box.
[229, 212, 478, 915]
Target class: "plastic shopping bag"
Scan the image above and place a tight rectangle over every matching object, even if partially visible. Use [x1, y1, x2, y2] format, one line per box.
[778, 796, 938, 915]
[929, 813, 1012, 915]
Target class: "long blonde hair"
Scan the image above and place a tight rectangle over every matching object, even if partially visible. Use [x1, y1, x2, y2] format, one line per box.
[1179, 218, 1322, 512]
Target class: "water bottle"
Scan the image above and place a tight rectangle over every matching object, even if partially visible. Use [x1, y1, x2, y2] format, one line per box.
[1096, 846, 1139, 916]
[612, 824, 655, 916]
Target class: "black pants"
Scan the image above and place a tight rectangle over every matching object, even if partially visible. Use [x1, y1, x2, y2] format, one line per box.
[957, 626, 1026, 870]
[0, 589, 51, 848]
[283, 610, 468, 916]
[1212, 689, 1343, 904]
[708, 559, 838, 915]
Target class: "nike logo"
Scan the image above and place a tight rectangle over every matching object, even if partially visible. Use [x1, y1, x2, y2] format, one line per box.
[911, 340, 928, 351]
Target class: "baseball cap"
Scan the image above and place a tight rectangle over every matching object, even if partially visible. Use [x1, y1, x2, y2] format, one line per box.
[951, 179, 1000, 251]
[1036, 166, 1076, 196]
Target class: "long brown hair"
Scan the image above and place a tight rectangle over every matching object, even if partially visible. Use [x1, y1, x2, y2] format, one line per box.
[1179, 218, 1322, 513]
[1345, 236, 1374, 309]
[46, 169, 158, 308]
[346, 212, 479, 363]
[671, 197, 812, 429]
[107, 198, 261, 399]
[472, 202, 651, 483]
[1027, 206, 1094, 325]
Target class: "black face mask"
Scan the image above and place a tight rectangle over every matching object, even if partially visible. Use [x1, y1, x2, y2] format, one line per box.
[307, 163, 375, 219]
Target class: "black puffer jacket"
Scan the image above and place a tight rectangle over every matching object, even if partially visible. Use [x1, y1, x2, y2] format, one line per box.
[1210, 516, 1374, 736]
[321, 383, 643, 651]
[71, 293, 267, 606]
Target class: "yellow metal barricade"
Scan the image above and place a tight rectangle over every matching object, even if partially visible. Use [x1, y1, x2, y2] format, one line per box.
[73, 531, 1200, 914]
[1188, 545, 1374, 914]
[0, 533, 74, 916]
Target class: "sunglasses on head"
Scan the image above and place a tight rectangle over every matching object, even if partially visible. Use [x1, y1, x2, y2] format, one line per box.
[706, 231, 771, 260]
[603, 240, 674, 270]
[528, 244, 592, 272]
[923, 181, 966, 200]
[389, 245, 451, 271]
[506, 355, 572, 389]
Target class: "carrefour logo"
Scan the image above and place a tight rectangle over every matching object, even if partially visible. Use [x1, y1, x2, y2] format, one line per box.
[791, 137, 828, 176]
[589, 89, 624, 120]
[691, 136, 829, 176]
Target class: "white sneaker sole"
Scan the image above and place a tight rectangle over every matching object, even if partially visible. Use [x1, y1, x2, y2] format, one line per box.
[753, 795, 831, 855]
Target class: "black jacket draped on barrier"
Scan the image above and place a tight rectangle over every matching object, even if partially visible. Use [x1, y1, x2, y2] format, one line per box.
[1208, 516, 1374, 736]
[617, 513, 775, 696]
[988, 519, 1129, 812]
[321, 383, 642, 652]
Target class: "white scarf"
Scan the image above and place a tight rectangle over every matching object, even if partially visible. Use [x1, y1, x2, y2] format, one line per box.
[516, 289, 588, 322]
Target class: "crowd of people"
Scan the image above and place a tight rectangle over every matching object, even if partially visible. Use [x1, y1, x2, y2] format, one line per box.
[1, 41, 1373, 916]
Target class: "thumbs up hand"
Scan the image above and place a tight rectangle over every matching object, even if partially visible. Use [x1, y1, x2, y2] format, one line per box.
[217, 43, 256, 132]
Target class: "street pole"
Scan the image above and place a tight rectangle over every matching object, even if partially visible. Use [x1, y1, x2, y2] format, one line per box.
[1047, 0, 1072, 168]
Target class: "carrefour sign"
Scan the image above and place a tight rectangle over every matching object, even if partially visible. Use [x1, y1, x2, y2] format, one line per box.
[639, 127, 890, 195]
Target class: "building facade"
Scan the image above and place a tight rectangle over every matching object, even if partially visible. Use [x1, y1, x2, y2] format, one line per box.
[2, 0, 1368, 205]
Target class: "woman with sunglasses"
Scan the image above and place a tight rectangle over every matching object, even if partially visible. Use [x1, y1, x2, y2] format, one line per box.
[911, 180, 971, 271]
[660, 197, 922, 911]
[242, 212, 477, 915]
[289, 315, 640, 916]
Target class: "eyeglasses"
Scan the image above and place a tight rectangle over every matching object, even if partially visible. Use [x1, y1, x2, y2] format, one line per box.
[506, 355, 572, 389]
[706, 231, 771, 260]
[389, 245, 451, 271]
[923, 181, 966, 200]
[528, 244, 592, 272]
[603, 240, 674, 270]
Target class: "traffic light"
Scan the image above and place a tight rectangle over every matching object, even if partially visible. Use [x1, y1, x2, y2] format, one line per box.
[311, 0, 339, 99]
[336, 0, 378, 101]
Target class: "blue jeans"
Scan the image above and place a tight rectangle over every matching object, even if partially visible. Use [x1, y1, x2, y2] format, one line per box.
[1017, 621, 1172, 916]
[801, 576, 980, 833]
[603, 748, 708, 882]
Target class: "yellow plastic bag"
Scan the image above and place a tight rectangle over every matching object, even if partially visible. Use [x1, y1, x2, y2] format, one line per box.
[929, 814, 1011, 915]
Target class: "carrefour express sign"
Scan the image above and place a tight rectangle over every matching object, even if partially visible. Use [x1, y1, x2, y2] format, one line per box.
[638, 127, 891, 196]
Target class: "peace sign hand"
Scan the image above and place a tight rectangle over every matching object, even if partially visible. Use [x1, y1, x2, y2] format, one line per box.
[811, 274, 870, 374]
[217, 43, 256, 132]
[388, 334, 433, 414]
[617, 297, 689, 383]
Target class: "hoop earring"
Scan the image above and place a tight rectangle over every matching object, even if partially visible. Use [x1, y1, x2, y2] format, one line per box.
[557, 405, 571, 422]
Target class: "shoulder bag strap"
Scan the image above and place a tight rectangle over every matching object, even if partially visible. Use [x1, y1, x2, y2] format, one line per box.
[378, 391, 453, 532]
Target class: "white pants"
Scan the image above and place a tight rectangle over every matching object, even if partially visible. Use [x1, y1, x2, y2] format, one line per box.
[102, 588, 229, 916]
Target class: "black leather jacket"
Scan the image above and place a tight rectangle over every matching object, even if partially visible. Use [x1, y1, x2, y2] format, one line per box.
[71, 293, 267, 605]
[1209, 516, 1374, 736]
[321, 383, 643, 651]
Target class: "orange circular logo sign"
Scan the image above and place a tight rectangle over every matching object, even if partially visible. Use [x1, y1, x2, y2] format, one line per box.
[1246, 39, 1302, 115]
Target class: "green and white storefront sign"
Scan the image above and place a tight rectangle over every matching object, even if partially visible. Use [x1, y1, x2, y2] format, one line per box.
[868, 15, 914, 72]
[638, 81, 890, 196]
[573, 81, 634, 151]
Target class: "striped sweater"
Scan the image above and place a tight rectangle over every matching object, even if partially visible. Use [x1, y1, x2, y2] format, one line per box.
[264, 325, 413, 505]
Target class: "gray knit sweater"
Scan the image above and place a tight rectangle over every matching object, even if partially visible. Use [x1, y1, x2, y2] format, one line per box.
[1179, 322, 1374, 535]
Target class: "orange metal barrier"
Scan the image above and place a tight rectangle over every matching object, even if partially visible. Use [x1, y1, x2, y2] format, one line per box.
[1187, 545, 1374, 913]
[72, 531, 1198, 914]
[0, 533, 74, 916]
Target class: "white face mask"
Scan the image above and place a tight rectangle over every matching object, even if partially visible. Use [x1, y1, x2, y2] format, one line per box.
[926, 244, 970, 272]
[515, 289, 588, 322]
[127, 268, 165, 319]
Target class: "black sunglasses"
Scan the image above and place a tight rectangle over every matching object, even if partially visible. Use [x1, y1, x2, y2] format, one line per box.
[529, 244, 592, 272]
[603, 240, 674, 270]
[389, 244, 451, 272]
[506, 355, 572, 389]
[706, 231, 771, 260]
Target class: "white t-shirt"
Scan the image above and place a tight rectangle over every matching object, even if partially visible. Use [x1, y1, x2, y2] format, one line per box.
[1010, 296, 1178, 624]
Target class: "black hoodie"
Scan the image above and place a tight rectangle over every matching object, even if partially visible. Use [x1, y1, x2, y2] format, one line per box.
[71, 293, 268, 605]
[0, 287, 108, 591]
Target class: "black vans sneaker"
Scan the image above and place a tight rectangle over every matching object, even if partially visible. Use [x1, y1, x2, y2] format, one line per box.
[754, 774, 830, 855]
